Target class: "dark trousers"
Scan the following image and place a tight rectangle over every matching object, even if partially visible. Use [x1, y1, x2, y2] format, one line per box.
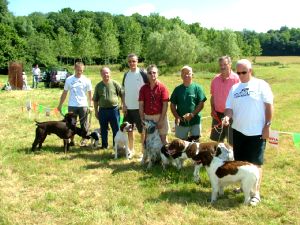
[98, 107, 120, 148]
[68, 106, 89, 136]
[233, 129, 266, 165]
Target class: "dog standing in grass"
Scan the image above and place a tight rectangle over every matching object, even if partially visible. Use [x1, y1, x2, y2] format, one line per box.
[114, 122, 133, 159]
[31, 112, 83, 153]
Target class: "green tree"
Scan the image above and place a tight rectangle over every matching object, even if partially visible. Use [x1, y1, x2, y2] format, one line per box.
[72, 18, 98, 63]
[216, 29, 241, 59]
[26, 32, 57, 66]
[144, 31, 164, 65]
[115, 16, 142, 59]
[0, 23, 26, 68]
[54, 27, 72, 64]
[98, 17, 119, 64]
[145, 26, 199, 66]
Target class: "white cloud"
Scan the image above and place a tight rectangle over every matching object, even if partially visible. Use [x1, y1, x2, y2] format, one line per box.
[123, 3, 156, 16]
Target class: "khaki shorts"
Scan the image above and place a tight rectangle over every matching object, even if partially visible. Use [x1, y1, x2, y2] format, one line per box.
[144, 114, 170, 135]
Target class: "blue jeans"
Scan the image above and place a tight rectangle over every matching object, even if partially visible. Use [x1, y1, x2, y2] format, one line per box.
[98, 107, 120, 148]
[32, 75, 39, 88]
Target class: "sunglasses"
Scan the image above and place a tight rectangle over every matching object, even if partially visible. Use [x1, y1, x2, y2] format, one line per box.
[237, 71, 247, 75]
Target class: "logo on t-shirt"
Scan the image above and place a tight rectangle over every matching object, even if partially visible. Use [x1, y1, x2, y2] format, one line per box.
[234, 88, 250, 98]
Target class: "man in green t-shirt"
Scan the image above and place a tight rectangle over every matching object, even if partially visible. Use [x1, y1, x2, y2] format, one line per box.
[170, 65, 207, 141]
[93, 67, 123, 149]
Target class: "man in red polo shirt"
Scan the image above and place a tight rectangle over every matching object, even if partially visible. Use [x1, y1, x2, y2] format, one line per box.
[139, 64, 169, 144]
[210, 56, 239, 145]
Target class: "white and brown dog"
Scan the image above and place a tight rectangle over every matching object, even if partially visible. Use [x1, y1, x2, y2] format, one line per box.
[193, 149, 259, 205]
[160, 139, 200, 170]
[193, 142, 234, 183]
[90, 128, 101, 149]
[161, 139, 234, 183]
[142, 120, 163, 169]
[114, 122, 133, 159]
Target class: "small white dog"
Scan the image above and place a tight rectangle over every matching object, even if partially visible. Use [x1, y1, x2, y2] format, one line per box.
[90, 128, 101, 149]
[114, 122, 133, 159]
[193, 149, 259, 205]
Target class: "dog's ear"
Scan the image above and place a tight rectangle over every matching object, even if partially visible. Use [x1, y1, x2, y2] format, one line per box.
[120, 123, 126, 131]
[201, 150, 214, 166]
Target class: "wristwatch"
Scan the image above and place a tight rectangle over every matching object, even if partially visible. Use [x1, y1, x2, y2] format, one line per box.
[265, 121, 272, 126]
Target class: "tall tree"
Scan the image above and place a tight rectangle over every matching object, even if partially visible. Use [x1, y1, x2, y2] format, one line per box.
[72, 18, 98, 63]
[0, 23, 26, 68]
[26, 32, 57, 66]
[216, 29, 241, 59]
[54, 27, 72, 64]
[98, 17, 119, 64]
[115, 16, 142, 59]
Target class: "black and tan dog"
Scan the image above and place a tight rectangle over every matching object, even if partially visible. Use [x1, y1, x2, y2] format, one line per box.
[31, 112, 88, 153]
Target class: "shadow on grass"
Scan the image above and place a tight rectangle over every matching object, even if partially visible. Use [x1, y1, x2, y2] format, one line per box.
[146, 188, 244, 210]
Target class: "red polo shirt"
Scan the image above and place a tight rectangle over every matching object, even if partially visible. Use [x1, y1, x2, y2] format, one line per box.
[139, 80, 169, 115]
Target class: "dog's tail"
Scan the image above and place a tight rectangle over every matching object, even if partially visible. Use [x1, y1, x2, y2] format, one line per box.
[34, 120, 41, 126]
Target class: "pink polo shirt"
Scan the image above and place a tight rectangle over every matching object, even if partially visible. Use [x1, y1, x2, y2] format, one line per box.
[210, 72, 239, 113]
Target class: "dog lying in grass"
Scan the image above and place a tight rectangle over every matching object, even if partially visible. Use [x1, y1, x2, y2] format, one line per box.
[31, 112, 88, 153]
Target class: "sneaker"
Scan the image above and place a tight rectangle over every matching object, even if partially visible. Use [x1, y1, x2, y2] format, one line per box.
[250, 196, 261, 206]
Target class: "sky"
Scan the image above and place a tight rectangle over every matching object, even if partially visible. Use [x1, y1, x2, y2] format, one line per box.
[7, 0, 300, 33]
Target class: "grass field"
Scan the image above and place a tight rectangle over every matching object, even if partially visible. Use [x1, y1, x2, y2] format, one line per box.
[0, 56, 300, 225]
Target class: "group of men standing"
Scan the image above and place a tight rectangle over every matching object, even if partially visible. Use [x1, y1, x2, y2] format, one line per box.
[56, 54, 273, 206]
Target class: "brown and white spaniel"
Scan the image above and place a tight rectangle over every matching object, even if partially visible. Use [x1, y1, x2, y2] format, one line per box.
[161, 139, 234, 183]
[193, 149, 260, 205]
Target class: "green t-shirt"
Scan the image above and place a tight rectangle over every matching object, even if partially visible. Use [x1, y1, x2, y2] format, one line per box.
[170, 82, 207, 126]
[93, 80, 123, 108]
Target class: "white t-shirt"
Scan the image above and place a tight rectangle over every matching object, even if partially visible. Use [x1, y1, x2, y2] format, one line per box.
[32, 67, 41, 76]
[226, 77, 273, 136]
[64, 75, 92, 107]
[124, 68, 145, 109]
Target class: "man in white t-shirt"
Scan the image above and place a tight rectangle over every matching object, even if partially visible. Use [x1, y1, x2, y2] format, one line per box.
[57, 62, 93, 147]
[32, 64, 41, 88]
[122, 53, 148, 156]
[223, 59, 274, 206]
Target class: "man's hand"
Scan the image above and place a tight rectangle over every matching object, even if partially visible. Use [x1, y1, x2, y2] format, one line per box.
[262, 125, 270, 139]
[183, 113, 194, 122]
[175, 116, 181, 125]
[157, 120, 163, 129]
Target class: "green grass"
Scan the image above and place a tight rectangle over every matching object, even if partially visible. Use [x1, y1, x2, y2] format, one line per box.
[0, 56, 300, 225]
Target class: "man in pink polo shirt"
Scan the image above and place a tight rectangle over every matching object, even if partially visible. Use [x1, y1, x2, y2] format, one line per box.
[139, 64, 170, 144]
[210, 56, 239, 145]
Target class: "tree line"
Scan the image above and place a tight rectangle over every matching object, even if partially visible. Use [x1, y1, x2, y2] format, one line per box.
[1, 0, 300, 71]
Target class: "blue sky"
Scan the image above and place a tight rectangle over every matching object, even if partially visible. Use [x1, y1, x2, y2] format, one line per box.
[8, 0, 300, 32]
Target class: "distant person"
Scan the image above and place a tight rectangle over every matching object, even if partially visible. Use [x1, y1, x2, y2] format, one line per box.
[222, 59, 274, 206]
[139, 64, 169, 145]
[93, 67, 123, 149]
[57, 62, 93, 147]
[22, 72, 29, 90]
[170, 65, 207, 141]
[32, 64, 40, 88]
[122, 53, 148, 156]
[210, 56, 239, 145]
